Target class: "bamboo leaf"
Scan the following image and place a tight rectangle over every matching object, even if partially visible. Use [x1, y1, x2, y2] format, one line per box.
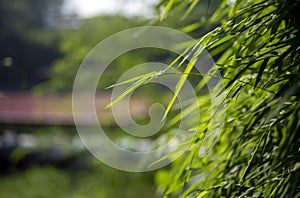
[106, 77, 148, 108]
[181, 0, 200, 20]
[163, 57, 197, 120]
[254, 57, 270, 89]
[160, 0, 175, 21]
[105, 71, 158, 89]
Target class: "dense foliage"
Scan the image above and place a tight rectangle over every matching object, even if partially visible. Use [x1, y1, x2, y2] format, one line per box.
[152, 0, 300, 197]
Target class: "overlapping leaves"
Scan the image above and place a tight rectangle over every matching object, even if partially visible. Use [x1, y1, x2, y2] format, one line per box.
[155, 0, 300, 197]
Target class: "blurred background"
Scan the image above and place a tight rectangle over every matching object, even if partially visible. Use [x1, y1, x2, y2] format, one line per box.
[0, 0, 218, 197]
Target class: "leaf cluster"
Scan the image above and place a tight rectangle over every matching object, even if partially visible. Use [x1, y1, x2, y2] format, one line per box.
[153, 0, 300, 197]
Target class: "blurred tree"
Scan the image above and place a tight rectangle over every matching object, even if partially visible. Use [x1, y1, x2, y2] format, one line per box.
[35, 15, 172, 92]
[36, 0, 220, 93]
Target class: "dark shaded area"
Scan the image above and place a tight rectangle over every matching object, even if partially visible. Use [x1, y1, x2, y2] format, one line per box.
[0, 126, 86, 175]
[0, 0, 63, 90]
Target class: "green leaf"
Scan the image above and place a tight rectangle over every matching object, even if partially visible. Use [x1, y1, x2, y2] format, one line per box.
[254, 57, 270, 89]
[163, 57, 197, 120]
[181, 0, 200, 20]
[105, 78, 146, 109]
[105, 71, 157, 89]
[160, 0, 175, 21]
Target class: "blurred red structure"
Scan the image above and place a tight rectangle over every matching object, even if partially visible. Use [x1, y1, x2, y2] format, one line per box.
[0, 92, 147, 126]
